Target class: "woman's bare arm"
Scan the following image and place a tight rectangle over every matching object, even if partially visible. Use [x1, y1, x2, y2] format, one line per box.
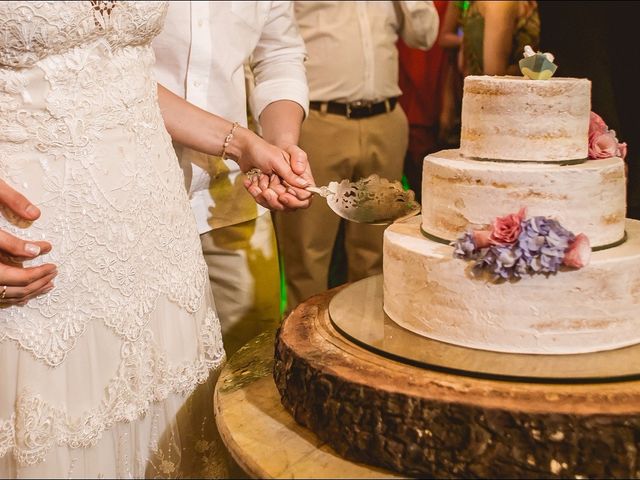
[481, 1, 519, 75]
[157, 84, 312, 211]
[438, 2, 463, 49]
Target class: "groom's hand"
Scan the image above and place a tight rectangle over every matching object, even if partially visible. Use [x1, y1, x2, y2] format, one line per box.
[276, 144, 314, 208]
[0, 180, 57, 306]
[246, 145, 315, 211]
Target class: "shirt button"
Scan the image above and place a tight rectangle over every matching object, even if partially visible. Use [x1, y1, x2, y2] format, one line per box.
[197, 19, 204, 27]
[193, 80, 201, 87]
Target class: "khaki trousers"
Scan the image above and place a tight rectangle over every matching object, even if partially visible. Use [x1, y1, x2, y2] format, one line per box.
[200, 212, 281, 357]
[275, 105, 409, 310]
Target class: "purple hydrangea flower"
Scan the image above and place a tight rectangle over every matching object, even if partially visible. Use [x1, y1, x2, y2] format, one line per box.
[453, 215, 578, 282]
[518, 217, 574, 275]
[452, 231, 478, 259]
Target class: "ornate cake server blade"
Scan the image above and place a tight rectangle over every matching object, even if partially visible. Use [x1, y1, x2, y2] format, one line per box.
[305, 174, 421, 225]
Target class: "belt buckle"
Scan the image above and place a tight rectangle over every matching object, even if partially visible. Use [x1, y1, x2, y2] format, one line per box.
[346, 100, 373, 119]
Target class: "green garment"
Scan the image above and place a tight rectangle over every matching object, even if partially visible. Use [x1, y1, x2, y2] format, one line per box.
[462, 1, 540, 76]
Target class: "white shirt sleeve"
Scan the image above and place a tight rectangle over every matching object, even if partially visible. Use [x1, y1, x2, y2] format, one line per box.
[396, 1, 440, 51]
[248, 1, 309, 120]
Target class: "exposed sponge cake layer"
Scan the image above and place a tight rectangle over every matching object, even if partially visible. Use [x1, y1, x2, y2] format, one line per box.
[421, 150, 626, 249]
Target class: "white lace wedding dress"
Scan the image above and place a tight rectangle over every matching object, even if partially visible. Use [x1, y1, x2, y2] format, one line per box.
[0, 1, 228, 477]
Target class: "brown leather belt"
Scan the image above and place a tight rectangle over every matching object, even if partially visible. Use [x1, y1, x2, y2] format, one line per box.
[309, 97, 398, 119]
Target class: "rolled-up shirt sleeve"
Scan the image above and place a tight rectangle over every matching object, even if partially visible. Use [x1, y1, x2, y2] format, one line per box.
[249, 1, 309, 119]
[397, 1, 440, 51]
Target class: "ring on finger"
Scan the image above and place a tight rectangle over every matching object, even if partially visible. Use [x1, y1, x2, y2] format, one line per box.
[245, 168, 263, 183]
[0, 285, 6, 300]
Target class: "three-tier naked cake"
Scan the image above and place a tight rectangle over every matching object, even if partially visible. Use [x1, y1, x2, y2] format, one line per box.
[383, 75, 636, 355]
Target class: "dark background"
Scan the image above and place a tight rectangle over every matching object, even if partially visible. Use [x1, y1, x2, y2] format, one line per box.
[538, 0, 640, 217]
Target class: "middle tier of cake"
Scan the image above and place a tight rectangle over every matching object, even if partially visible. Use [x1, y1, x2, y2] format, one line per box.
[422, 150, 626, 248]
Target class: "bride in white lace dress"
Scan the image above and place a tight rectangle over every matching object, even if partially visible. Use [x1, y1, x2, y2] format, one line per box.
[0, 1, 312, 478]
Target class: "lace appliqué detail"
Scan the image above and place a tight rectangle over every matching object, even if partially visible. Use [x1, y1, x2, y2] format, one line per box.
[0, 2, 167, 68]
[2, 308, 224, 467]
[0, 417, 15, 459]
[0, 39, 208, 366]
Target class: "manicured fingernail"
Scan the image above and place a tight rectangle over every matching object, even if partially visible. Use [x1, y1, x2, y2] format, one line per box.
[25, 205, 39, 217]
[25, 243, 40, 256]
[295, 177, 308, 187]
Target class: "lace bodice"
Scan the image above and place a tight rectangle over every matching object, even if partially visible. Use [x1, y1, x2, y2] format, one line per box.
[0, 1, 167, 68]
[0, 2, 225, 471]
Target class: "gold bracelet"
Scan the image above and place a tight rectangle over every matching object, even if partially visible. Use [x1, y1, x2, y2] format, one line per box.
[220, 121, 240, 159]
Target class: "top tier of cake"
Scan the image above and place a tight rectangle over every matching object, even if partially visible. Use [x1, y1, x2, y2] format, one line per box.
[460, 76, 591, 162]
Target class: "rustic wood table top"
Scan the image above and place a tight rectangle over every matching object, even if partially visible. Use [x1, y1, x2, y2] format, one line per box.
[214, 330, 403, 479]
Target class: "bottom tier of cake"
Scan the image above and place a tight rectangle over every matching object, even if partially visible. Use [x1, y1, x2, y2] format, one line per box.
[383, 217, 640, 354]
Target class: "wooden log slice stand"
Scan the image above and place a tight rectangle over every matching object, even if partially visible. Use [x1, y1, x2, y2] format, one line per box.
[274, 285, 640, 479]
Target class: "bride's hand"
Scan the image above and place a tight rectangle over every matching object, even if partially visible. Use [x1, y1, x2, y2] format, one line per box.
[234, 129, 315, 211]
[0, 180, 57, 307]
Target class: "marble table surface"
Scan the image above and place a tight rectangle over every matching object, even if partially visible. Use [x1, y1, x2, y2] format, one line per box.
[214, 330, 404, 479]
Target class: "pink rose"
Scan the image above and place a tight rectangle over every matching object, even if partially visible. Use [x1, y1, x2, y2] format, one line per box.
[618, 141, 628, 161]
[489, 207, 526, 245]
[588, 112, 628, 161]
[589, 112, 609, 137]
[589, 131, 619, 159]
[473, 229, 492, 248]
[563, 233, 591, 268]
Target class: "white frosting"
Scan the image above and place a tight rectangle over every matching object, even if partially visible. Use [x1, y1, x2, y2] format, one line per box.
[383, 218, 640, 355]
[421, 150, 626, 248]
[460, 76, 591, 161]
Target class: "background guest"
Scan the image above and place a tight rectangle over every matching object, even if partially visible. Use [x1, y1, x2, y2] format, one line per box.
[437, 0, 467, 149]
[461, 0, 540, 76]
[275, 1, 439, 311]
[153, 1, 312, 356]
[397, 0, 449, 201]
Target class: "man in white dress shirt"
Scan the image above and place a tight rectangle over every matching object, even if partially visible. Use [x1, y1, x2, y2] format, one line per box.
[275, 1, 439, 310]
[153, 1, 309, 355]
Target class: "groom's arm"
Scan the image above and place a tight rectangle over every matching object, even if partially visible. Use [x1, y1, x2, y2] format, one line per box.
[248, 1, 312, 195]
[258, 100, 312, 188]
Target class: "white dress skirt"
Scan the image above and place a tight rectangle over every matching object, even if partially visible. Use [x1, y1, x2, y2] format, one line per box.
[0, 1, 227, 477]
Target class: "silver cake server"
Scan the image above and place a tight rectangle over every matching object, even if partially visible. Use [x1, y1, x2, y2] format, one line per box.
[245, 169, 420, 224]
[305, 174, 421, 225]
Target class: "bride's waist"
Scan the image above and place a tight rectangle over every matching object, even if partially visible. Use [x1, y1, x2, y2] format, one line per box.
[0, 41, 158, 115]
[0, 41, 168, 168]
